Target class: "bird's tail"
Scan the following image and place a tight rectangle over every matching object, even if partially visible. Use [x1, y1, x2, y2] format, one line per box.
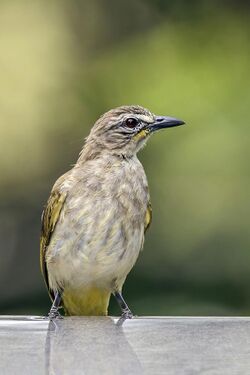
[63, 286, 111, 316]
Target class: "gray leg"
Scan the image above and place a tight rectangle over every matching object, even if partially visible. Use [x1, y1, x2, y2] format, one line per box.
[48, 291, 63, 320]
[113, 291, 133, 319]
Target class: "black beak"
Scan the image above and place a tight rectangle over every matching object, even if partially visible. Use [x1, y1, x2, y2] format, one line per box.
[148, 116, 185, 132]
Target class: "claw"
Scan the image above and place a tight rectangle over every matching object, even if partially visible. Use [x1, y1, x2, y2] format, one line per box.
[116, 310, 133, 326]
[121, 308, 133, 320]
[48, 310, 63, 320]
[47, 291, 63, 321]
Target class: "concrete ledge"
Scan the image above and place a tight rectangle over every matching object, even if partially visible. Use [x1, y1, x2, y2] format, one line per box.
[1, 316, 250, 374]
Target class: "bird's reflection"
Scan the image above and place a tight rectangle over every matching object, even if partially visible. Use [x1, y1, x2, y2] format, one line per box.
[44, 317, 143, 375]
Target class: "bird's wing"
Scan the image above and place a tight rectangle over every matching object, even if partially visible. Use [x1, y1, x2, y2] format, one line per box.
[144, 201, 152, 233]
[40, 188, 67, 301]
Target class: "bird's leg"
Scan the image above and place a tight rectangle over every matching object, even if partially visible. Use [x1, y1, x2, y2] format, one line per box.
[113, 291, 133, 319]
[48, 291, 63, 320]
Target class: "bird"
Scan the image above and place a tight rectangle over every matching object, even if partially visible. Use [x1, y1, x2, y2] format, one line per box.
[40, 105, 185, 319]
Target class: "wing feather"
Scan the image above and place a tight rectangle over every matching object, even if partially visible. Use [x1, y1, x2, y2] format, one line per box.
[40, 189, 67, 300]
[144, 201, 152, 233]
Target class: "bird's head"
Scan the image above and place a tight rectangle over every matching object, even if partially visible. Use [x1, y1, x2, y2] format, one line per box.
[83, 105, 185, 158]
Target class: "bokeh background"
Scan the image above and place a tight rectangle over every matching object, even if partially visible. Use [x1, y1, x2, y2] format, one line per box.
[1, 0, 250, 316]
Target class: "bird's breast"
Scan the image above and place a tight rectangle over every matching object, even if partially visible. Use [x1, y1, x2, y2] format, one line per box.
[46, 156, 150, 290]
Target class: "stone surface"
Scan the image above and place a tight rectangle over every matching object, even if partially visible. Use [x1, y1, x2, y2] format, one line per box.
[0, 316, 250, 374]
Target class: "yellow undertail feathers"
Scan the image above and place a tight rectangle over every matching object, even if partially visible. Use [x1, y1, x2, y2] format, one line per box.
[63, 287, 111, 316]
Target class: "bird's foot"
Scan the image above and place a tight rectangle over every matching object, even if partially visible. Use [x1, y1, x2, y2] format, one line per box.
[48, 310, 63, 321]
[120, 307, 134, 320]
[121, 308, 133, 320]
[116, 309, 133, 326]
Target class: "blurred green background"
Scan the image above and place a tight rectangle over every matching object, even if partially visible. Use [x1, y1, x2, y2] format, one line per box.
[1, 0, 250, 316]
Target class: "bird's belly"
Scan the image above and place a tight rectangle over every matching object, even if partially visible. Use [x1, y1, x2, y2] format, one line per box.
[46, 219, 144, 292]
[46, 162, 148, 292]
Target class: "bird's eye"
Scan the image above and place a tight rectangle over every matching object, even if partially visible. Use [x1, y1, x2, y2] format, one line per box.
[125, 118, 138, 128]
